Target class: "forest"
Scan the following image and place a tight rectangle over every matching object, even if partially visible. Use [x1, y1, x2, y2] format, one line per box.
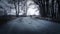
[34, 0, 60, 22]
[0, 0, 60, 24]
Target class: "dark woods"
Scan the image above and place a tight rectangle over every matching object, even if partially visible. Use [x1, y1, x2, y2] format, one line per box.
[33, 0, 60, 22]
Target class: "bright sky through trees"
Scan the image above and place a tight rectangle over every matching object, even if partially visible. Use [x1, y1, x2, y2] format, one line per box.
[7, 0, 39, 15]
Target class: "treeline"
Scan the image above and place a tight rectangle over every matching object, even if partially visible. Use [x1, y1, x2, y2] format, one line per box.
[33, 0, 60, 21]
[0, 0, 27, 17]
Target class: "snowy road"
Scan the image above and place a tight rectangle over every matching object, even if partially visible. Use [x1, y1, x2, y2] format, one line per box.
[0, 17, 60, 34]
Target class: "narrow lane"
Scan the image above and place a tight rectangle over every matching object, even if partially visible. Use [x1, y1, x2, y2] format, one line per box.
[0, 17, 60, 34]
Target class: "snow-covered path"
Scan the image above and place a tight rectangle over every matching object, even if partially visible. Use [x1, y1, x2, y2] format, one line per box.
[0, 17, 60, 34]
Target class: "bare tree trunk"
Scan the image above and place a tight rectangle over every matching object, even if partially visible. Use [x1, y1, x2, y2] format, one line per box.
[39, 0, 43, 17]
[51, 0, 54, 18]
[46, 0, 49, 17]
[23, 0, 27, 16]
[25, 0, 27, 16]
[14, 2, 17, 17]
[57, 0, 60, 15]
[42, 0, 46, 17]
[17, 0, 19, 17]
